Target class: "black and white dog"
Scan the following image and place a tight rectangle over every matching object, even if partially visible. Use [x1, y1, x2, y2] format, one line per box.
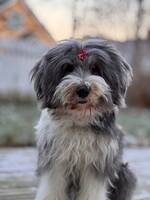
[31, 38, 136, 200]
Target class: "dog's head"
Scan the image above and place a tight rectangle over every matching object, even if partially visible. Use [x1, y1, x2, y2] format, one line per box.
[31, 38, 132, 121]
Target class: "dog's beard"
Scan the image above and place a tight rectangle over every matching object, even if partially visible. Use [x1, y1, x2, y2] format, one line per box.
[52, 74, 114, 121]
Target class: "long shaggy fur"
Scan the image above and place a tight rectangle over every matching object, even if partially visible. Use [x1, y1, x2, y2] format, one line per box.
[31, 37, 136, 200]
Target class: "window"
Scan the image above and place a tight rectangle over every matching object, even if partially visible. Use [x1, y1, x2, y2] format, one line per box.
[7, 11, 24, 30]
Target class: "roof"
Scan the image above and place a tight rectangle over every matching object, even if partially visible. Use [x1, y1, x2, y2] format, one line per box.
[0, 0, 55, 44]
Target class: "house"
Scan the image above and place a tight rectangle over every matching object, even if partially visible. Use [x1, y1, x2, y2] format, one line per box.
[0, 0, 54, 44]
[0, 0, 54, 100]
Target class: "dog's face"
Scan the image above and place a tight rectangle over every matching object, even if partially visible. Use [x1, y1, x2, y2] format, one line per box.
[31, 38, 132, 121]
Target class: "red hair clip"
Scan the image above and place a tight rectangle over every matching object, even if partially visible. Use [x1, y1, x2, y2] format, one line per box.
[77, 48, 87, 61]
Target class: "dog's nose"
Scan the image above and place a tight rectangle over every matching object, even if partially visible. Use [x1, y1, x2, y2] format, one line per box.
[76, 85, 90, 98]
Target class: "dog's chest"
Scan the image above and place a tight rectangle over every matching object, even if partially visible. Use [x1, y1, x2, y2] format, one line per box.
[60, 128, 98, 163]
[51, 126, 118, 171]
[36, 111, 118, 172]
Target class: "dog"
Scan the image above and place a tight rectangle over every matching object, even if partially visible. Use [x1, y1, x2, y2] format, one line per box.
[31, 38, 136, 200]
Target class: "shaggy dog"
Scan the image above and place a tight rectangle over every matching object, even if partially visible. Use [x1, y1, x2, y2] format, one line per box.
[31, 38, 136, 200]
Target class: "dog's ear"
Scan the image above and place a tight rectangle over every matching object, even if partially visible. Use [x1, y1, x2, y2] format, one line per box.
[118, 56, 132, 107]
[110, 50, 133, 108]
[31, 59, 45, 105]
[31, 51, 64, 108]
[31, 56, 57, 108]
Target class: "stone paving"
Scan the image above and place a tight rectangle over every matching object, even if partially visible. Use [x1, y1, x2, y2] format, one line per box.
[0, 148, 149, 200]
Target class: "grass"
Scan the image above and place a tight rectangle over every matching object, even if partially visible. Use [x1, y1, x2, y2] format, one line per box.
[118, 108, 150, 137]
[0, 102, 150, 146]
[117, 108, 150, 146]
[0, 102, 39, 146]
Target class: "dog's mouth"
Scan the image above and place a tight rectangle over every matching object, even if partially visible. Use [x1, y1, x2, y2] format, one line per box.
[68, 100, 94, 111]
[78, 99, 87, 104]
[64, 95, 113, 114]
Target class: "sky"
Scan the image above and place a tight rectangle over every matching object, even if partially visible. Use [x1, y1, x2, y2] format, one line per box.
[27, 0, 150, 42]
[27, 0, 73, 41]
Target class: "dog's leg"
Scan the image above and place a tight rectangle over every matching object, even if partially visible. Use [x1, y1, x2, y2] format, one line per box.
[108, 163, 136, 200]
[77, 169, 107, 200]
[35, 167, 68, 200]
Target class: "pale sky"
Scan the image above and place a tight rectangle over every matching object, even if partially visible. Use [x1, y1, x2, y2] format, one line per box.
[27, 0, 73, 41]
[27, 0, 150, 41]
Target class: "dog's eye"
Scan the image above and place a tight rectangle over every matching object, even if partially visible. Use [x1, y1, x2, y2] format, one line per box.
[91, 65, 100, 75]
[63, 64, 74, 75]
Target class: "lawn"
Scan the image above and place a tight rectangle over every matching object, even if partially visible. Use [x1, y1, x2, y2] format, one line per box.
[0, 102, 39, 146]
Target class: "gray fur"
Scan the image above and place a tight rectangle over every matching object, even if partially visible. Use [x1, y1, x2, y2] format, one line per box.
[31, 38, 132, 108]
[31, 37, 136, 200]
[108, 163, 137, 200]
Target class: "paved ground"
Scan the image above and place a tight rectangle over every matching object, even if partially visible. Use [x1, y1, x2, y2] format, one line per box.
[0, 148, 150, 200]
[0, 148, 37, 200]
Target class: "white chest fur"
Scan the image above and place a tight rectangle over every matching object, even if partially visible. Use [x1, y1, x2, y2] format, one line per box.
[36, 109, 118, 172]
[35, 109, 118, 200]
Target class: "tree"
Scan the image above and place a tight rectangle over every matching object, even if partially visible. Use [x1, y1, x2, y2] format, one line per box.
[70, 0, 150, 40]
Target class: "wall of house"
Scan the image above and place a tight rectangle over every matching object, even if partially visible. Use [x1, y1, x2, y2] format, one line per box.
[0, 38, 49, 100]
